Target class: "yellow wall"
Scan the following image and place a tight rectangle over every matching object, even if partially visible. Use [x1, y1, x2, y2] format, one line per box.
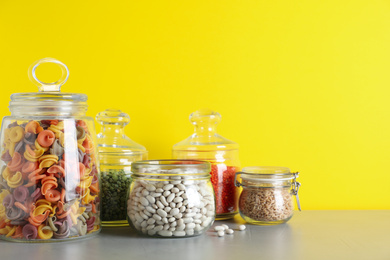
[0, 0, 389, 210]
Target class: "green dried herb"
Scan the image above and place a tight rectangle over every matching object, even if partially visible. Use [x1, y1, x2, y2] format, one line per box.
[101, 169, 132, 221]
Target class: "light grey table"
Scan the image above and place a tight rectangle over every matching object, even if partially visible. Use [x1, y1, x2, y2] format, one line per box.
[1, 211, 389, 260]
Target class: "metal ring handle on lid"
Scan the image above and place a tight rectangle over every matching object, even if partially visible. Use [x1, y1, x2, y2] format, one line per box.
[28, 57, 69, 92]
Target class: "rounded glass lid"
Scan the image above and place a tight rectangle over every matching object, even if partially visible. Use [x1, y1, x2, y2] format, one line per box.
[173, 109, 239, 151]
[96, 109, 147, 155]
[10, 57, 87, 103]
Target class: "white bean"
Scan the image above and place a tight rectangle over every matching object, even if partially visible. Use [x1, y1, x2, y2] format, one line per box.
[146, 184, 156, 191]
[163, 184, 174, 190]
[154, 225, 163, 231]
[186, 223, 195, 229]
[146, 206, 156, 214]
[173, 231, 186, 237]
[173, 197, 183, 203]
[167, 193, 175, 203]
[160, 196, 169, 206]
[157, 209, 167, 218]
[146, 195, 155, 204]
[183, 217, 193, 224]
[226, 229, 234, 234]
[153, 214, 162, 221]
[156, 201, 164, 209]
[239, 225, 246, 231]
[170, 208, 180, 216]
[176, 225, 185, 231]
[158, 230, 172, 237]
[214, 226, 226, 231]
[139, 197, 149, 206]
[147, 218, 156, 225]
[177, 219, 184, 226]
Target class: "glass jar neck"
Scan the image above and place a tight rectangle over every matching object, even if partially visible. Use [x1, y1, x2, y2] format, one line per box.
[241, 178, 292, 188]
[9, 101, 88, 117]
[193, 124, 217, 136]
[101, 124, 126, 136]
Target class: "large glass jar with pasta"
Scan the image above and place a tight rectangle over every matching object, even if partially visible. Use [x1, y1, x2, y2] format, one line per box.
[172, 109, 241, 220]
[96, 109, 147, 227]
[0, 58, 101, 242]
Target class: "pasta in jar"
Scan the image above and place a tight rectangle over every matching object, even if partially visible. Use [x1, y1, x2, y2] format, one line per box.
[0, 119, 101, 241]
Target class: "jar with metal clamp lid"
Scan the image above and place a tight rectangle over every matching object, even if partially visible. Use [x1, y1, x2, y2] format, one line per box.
[0, 58, 101, 242]
[234, 166, 301, 225]
[96, 109, 147, 227]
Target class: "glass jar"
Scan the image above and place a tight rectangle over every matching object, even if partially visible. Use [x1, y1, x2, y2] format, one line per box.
[96, 109, 147, 227]
[0, 58, 101, 242]
[234, 166, 301, 225]
[127, 160, 215, 238]
[172, 109, 240, 220]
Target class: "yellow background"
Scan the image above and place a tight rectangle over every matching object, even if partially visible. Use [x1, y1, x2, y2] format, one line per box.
[0, 0, 389, 210]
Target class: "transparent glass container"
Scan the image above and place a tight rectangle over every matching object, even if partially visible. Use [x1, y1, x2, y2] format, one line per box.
[235, 166, 301, 225]
[0, 58, 101, 242]
[127, 160, 215, 238]
[96, 109, 147, 227]
[172, 109, 240, 220]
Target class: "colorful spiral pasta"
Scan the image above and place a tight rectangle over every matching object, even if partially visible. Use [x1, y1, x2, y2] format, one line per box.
[37, 130, 56, 148]
[25, 121, 43, 134]
[0, 119, 100, 241]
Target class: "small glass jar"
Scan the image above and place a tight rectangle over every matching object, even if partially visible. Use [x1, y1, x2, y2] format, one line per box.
[127, 160, 215, 238]
[0, 58, 101, 242]
[96, 109, 147, 227]
[172, 109, 240, 220]
[235, 166, 301, 225]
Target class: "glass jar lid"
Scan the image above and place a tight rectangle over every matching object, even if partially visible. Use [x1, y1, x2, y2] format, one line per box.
[239, 166, 296, 181]
[132, 160, 211, 176]
[173, 109, 238, 151]
[9, 58, 88, 116]
[96, 109, 147, 165]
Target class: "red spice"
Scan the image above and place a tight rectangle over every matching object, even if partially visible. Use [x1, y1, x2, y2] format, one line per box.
[210, 164, 239, 215]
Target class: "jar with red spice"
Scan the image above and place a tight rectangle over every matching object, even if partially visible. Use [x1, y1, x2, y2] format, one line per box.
[172, 109, 240, 220]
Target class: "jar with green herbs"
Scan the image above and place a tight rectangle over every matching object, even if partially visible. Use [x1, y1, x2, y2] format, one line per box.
[97, 109, 147, 227]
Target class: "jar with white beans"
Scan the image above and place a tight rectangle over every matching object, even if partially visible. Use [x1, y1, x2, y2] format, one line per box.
[127, 160, 215, 238]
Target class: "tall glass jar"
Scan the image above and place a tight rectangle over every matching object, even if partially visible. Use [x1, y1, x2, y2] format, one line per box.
[172, 109, 240, 220]
[127, 160, 215, 238]
[0, 58, 101, 242]
[235, 166, 301, 225]
[96, 109, 147, 227]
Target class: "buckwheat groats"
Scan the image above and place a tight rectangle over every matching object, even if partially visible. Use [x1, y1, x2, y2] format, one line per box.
[239, 187, 293, 223]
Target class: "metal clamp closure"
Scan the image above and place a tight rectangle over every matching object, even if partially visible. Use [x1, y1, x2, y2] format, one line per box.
[234, 172, 242, 187]
[291, 172, 301, 211]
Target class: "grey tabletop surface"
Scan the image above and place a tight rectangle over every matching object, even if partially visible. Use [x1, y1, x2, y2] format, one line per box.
[0, 211, 389, 260]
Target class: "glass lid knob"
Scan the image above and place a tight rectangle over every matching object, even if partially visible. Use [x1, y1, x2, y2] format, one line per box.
[28, 57, 69, 92]
[190, 109, 221, 126]
[96, 109, 130, 126]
